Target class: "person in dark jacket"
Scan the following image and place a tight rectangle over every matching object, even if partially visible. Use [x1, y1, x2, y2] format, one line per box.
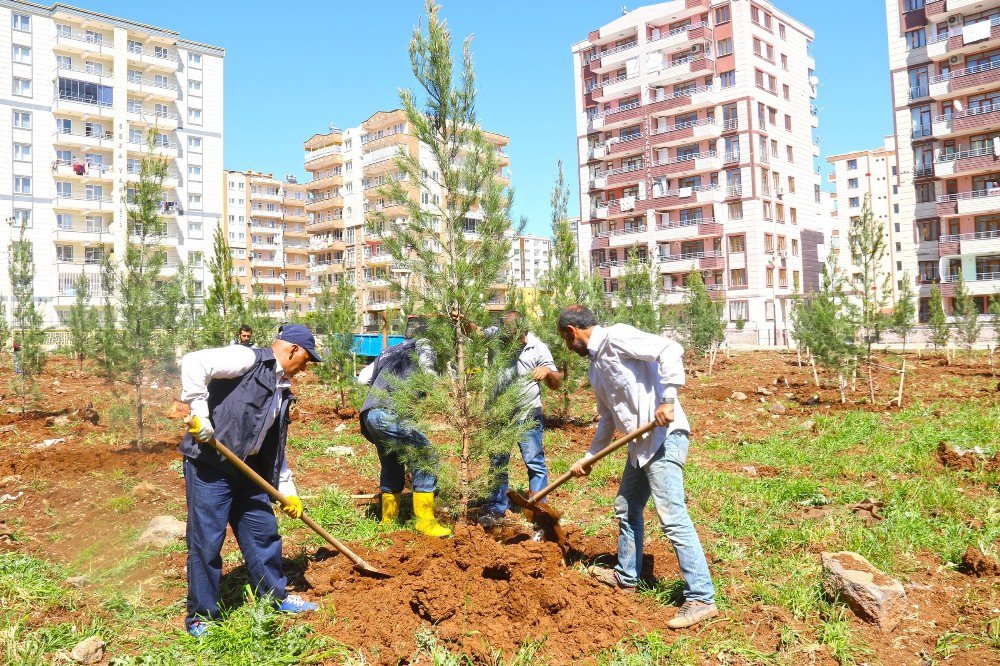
[178, 324, 321, 637]
[357, 317, 450, 537]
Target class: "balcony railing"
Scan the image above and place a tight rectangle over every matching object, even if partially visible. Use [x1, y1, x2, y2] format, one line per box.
[911, 125, 932, 138]
[126, 75, 179, 91]
[127, 44, 179, 62]
[659, 217, 715, 229]
[655, 151, 715, 167]
[659, 250, 723, 262]
[649, 22, 707, 43]
[56, 30, 113, 48]
[932, 58, 1000, 84]
[941, 229, 1000, 243]
[587, 73, 631, 92]
[56, 63, 113, 78]
[55, 127, 114, 141]
[56, 92, 112, 108]
[936, 146, 991, 163]
[942, 271, 1000, 283]
[908, 86, 929, 100]
[587, 40, 638, 63]
[598, 161, 645, 178]
[943, 102, 1000, 123]
[54, 159, 112, 175]
[594, 225, 647, 239]
[650, 117, 715, 136]
[936, 188, 1000, 203]
[55, 193, 113, 204]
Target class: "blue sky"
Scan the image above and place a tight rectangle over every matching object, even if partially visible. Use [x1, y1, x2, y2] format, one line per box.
[81, 0, 892, 235]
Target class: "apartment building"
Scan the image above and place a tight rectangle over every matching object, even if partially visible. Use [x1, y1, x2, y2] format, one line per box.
[573, 0, 824, 345]
[568, 216, 592, 275]
[0, 2, 224, 327]
[222, 171, 310, 319]
[887, 0, 1000, 321]
[826, 137, 904, 299]
[509, 234, 551, 289]
[304, 109, 511, 331]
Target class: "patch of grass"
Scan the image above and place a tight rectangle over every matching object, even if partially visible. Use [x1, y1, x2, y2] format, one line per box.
[817, 608, 870, 665]
[0, 553, 70, 609]
[285, 486, 389, 549]
[598, 632, 698, 666]
[107, 496, 136, 514]
[2, 620, 106, 666]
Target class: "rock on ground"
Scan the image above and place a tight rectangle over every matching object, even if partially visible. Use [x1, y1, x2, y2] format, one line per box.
[961, 545, 1000, 577]
[69, 635, 105, 664]
[730, 391, 747, 401]
[325, 445, 355, 457]
[138, 515, 186, 548]
[821, 551, 907, 629]
[769, 401, 787, 415]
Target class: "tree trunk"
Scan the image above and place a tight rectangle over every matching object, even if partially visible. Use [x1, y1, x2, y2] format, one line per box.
[455, 315, 471, 517]
[560, 360, 570, 423]
[838, 373, 846, 404]
[135, 377, 144, 451]
[708, 347, 716, 377]
[867, 362, 875, 404]
[811, 355, 820, 388]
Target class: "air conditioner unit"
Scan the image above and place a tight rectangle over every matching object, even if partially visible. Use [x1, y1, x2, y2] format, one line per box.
[948, 14, 962, 25]
[779, 250, 788, 258]
[690, 43, 703, 54]
[949, 54, 965, 66]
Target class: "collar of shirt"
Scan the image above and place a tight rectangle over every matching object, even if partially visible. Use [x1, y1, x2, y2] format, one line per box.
[274, 359, 291, 390]
[586, 325, 607, 359]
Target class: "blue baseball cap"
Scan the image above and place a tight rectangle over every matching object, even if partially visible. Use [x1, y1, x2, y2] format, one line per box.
[276, 323, 322, 362]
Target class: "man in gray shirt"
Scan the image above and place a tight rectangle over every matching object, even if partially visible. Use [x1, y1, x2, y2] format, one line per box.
[462, 311, 563, 528]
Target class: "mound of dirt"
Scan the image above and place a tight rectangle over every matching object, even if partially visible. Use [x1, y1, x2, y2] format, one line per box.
[961, 546, 1000, 578]
[936, 442, 1000, 472]
[303, 524, 674, 663]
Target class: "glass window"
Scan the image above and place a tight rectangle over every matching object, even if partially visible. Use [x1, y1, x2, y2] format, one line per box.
[13, 209, 31, 228]
[12, 77, 31, 97]
[716, 38, 733, 57]
[719, 70, 736, 88]
[12, 13, 30, 31]
[714, 5, 730, 24]
[905, 29, 926, 50]
[13, 143, 30, 161]
[14, 177, 31, 194]
[12, 45, 31, 63]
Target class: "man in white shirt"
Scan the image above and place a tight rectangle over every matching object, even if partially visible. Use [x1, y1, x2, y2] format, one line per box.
[178, 324, 322, 637]
[559, 305, 718, 629]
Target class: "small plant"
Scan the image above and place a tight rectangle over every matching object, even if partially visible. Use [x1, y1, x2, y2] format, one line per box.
[313, 277, 360, 410]
[8, 220, 47, 413]
[928, 283, 951, 354]
[891, 273, 917, 353]
[66, 273, 99, 377]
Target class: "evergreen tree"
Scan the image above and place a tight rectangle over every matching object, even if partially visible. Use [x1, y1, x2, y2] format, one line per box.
[8, 222, 47, 413]
[891, 273, 917, 353]
[245, 282, 278, 345]
[928, 283, 951, 352]
[951, 272, 981, 361]
[848, 194, 891, 359]
[99, 130, 173, 449]
[0, 295, 9, 364]
[66, 273, 99, 377]
[791, 253, 859, 402]
[313, 277, 360, 410]
[536, 161, 598, 423]
[612, 247, 661, 332]
[376, 0, 530, 514]
[202, 225, 246, 346]
[680, 269, 725, 362]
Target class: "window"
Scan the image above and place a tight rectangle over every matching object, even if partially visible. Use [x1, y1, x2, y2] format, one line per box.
[719, 70, 736, 88]
[792, 239, 799, 256]
[766, 267, 775, 287]
[13, 143, 30, 161]
[904, 0, 924, 9]
[849, 197, 860, 208]
[188, 80, 202, 94]
[788, 176, 796, 193]
[728, 202, 743, 220]
[13, 77, 31, 97]
[847, 159, 858, 170]
[780, 54, 788, 71]
[918, 219, 940, 241]
[779, 23, 786, 39]
[127, 98, 143, 114]
[729, 235, 746, 252]
[56, 245, 74, 262]
[189, 251, 204, 268]
[769, 107, 777, 124]
[784, 114, 792, 131]
[905, 29, 926, 50]
[771, 139, 779, 157]
[729, 269, 747, 287]
[918, 260, 939, 282]
[188, 108, 202, 123]
[790, 208, 797, 225]
[188, 52, 202, 66]
[12, 45, 31, 64]
[783, 84, 790, 100]
[14, 177, 31, 194]
[716, 38, 733, 57]
[779, 269, 788, 288]
[730, 300, 748, 321]
[916, 182, 936, 203]
[848, 178, 859, 189]
[13, 209, 31, 228]
[188, 194, 202, 209]
[188, 136, 203, 151]
[12, 13, 30, 31]
[786, 145, 794, 162]
[764, 234, 774, 253]
[188, 165, 203, 180]
[714, 5, 731, 24]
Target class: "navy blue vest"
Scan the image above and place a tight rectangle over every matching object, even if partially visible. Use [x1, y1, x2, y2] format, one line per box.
[178, 347, 291, 488]
[360, 338, 421, 416]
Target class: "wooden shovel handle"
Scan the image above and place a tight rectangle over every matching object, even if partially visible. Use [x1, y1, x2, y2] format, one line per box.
[526, 421, 658, 505]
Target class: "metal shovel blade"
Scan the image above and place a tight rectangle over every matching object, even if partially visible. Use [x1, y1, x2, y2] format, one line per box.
[507, 490, 570, 554]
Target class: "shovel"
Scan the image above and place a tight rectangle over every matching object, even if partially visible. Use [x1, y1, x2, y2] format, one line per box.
[508, 421, 658, 552]
[182, 414, 389, 579]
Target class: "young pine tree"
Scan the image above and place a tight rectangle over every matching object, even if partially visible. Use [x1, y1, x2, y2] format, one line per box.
[928, 283, 951, 353]
[536, 161, 598, 423]
[848, 194, 891, 360]
[313, 278, 360, 410]
[202, 225, 247, 346]
[612, 247, 662, 333]
[0, 292, 9, 365]
[680, 269, 725, 370]
[99, 130, 174, 449]
[66, 273, 99, 377]
[8, 222, 47, 413]
[376, 0, 530, 514]
[891, 273, 917, 353]
[951, 272, 981, 361]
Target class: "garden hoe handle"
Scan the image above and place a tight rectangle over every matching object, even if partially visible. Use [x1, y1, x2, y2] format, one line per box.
[184, 416, 384, 576]
[526, 421, 659, 506]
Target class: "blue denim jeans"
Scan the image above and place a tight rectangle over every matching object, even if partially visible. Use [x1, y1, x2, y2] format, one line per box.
[184, 457, 286, 629]
[613, 431, 715, 603]
[483, 411, 548, 515]
[361, 408, 438, 493]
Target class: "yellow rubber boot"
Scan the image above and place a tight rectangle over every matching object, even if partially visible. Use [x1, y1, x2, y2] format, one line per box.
[380, 493, 402, 525]
[412, 492, 452, 538]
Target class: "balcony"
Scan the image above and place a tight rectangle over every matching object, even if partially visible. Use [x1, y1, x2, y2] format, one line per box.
[53, 63, 114, 86]
[311, 236, 348, 252]
[933, 59, 1000, 97]
[304, 145, 344, 170]
[53, 193, 114, 212]
[367, 300, 401, 312]
[604, 161, 645, 187]
[126, 44, 180, 69]
[934, 146, 997, 177]
[940, 228, 1000, 257]
[53, 160, 112, 181]
[53, 92, 114, 118]
[941, 270, 1000, 296]
[306, 172, 344, 190]
[649, 118, 720, 148]
[126, 75, 180, 101]
[647, 55, 715, 88]
[924, 0, 946, 21]
[305, 196, 344, 213]
[648, 22, 712, 54]
[588, 39, 638, 71]
[126, 165, 181, 188]
[937, 188, 1000, 216]
[589, 73, 641, 102]
[54, 224, 112, 243]
[649, 151, 721, 179]
[52, 127, 115, 149]
[657, 250, 723, 273]
[250, 206, 283, 219]
[126, 138, 179, 160]
[952, 103, 1000, 137]
[607, 132, 645, 157]
[54, 30, 114, 55]
[366, 253, 394, 266]
[656, 217, 722, 241]
[128, 107, 182, 131]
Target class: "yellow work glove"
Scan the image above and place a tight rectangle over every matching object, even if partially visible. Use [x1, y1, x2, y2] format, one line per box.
[281, 496, 303, 519]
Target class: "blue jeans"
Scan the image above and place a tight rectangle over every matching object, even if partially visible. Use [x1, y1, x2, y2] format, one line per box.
[184, 457, 286, 628]
[361, 408, 438, 493]
[613, 431, 715, 603]
[483, 411, 548, 515]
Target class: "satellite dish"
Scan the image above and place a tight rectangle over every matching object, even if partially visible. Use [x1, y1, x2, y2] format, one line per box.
[809, 75, 820, 87]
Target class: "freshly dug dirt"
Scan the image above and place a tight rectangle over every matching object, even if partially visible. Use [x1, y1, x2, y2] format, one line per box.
[304, 524, 675, 664]
[961, 546, 1000, 577]
[936, 441, 1000, 472]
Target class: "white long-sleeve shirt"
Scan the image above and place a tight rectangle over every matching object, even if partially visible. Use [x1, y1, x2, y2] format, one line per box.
[586, 324, 690, 468]
[181, 345, 297, 497]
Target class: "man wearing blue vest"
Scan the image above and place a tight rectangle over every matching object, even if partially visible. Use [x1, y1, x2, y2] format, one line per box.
[179, 324, 322, 638]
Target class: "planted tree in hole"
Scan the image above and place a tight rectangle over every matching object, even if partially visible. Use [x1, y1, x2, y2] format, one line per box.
[201, 225, 246, 346]
[66, 273, 99, 377]
[375, 0, 531, 514]
[0, 298, 8, 365]
[313, 276, 360, 410]
[612, 246, 662, 333]
[679, 269, 725, 373]
[536, 161, 600, 423]
[927, 283, 951, 354]
[891, 273, 917, 353]
[791, 252, 859, 403]
[951, 271, 981, 362]
[98, 130, 174, 449]
[160, 260, 202, 356]
[8, 221, 47, 413]
[847, 194, 891, 400]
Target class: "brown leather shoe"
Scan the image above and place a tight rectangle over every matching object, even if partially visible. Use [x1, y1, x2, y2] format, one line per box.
[667, 600, 719, 629]
[586, 565, 636, 593]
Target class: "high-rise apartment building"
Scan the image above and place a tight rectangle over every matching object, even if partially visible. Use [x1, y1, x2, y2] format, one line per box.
[0, 2, 224, 326]
[826, 137, 904, 297]
[573, 0, 824, 344]
[509, 234, 552, 289]
[304, 109, 511, 331]
[568, 216, 592, 275]
[887, 0, 1000, 321]
[223, 171, 310, 319]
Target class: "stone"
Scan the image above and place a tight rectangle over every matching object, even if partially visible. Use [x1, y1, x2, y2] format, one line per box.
[740, 465, 759, 477]
[800, 419, 817, 433]
[821, 551, 907, 629]
[0, 492, 23, 504]
[138, 515, 186, 548]
[333, 422, 347, 433]
[805, 394, 821, 405]
[69, 635, 105, 664]
[0, 475, 23, 486]
[769, 401, 787, 415]
[0, 424, 16, 434]
[65, 575, 89, 588]
[730, 391, 748, 401]
[324, 445, 355, 457]
[756, 387, 774, 396]
[32, 438, 64, 450]
[45, 414, 71, 427]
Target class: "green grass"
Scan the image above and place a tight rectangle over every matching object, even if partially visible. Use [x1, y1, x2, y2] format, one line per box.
[598, 632, 698, 666]
[281, 485, 390, 549]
